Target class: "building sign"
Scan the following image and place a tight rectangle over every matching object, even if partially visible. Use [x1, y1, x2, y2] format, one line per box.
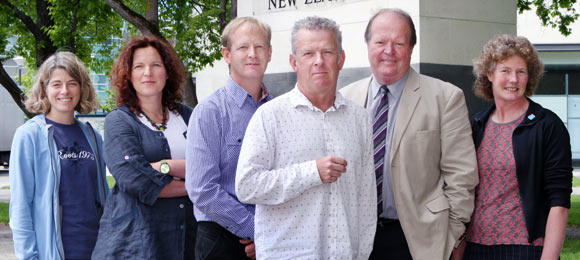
[260, 0, 347, 13]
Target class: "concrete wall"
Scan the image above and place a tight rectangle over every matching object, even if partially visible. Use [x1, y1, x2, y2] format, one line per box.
[195, 0, 517, 116]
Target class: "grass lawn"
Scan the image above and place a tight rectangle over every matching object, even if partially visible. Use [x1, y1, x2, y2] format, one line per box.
[0, 202, 7, 223]
[573, 177, 580, 188]
[107, 175, 116, 190]
[563, 238, 580, 259]
[569, 195, 580, 227]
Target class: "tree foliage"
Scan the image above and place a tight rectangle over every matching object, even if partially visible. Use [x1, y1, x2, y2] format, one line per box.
[1, 0, 122, 71]
[106, 0, 234, 108]
[518, 0, 580, 36]
[5, 0, 575, 115]
[0, 0, 123, 117]
[160, 0, 226, 74]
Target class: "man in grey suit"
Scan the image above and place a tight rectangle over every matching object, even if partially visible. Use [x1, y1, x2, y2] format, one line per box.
[340, 8, 478, 260]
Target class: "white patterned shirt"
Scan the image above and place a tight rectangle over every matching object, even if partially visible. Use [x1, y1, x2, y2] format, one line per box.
[236, 87, 377, 260]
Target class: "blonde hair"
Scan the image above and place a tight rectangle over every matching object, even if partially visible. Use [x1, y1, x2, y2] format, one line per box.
[25, 51, 99, 114]
[221, 17, 271, 49]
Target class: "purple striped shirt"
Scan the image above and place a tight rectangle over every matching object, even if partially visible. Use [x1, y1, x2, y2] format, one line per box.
[186, 77, 271, 240]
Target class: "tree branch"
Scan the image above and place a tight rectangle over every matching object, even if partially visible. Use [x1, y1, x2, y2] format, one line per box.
[146, 0, 158, 29]
[106, 0, 163, 38]
[230, 0, 237, 20]
[0, 60, 35, 118]
[219, 0, 227, 32]
[68, 0, 80, 53]
[0, 0, 40, 37]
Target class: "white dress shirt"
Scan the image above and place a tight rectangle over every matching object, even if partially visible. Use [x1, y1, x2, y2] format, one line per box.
[236, 87, 377, 260]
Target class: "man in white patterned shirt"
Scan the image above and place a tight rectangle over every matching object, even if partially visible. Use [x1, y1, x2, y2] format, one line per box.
[235, 16, 376, 259]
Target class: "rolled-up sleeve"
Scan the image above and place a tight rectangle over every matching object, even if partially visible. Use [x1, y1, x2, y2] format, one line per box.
[104, 110, 172, 206]
[186, 103, 255, 239]
[543, 117, 572, 208]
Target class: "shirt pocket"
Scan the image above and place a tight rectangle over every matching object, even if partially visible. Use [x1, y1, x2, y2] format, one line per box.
[225, 133, 244, 162]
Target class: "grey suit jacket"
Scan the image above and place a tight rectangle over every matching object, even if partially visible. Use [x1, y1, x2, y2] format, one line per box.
[340, 69, 478, 260]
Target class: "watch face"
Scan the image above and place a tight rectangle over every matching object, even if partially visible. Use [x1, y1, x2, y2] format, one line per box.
[160, 163, 170, 174]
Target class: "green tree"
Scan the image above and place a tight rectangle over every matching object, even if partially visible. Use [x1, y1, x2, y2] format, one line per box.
[106, 0, 236, 108]
[0, 0, 123, 117]
[518, 0, 579, 36]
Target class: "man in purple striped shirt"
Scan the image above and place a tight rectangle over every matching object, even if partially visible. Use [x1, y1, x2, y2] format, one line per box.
[185, 17, 273, 260]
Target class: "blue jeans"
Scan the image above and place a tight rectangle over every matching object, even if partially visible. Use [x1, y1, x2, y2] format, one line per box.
[195, 221, 252, 260]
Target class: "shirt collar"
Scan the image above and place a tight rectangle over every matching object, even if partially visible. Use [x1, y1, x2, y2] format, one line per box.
[225, 76, 270, 108]
[370, 71, 409, 101]
[289, 85, 347, 112]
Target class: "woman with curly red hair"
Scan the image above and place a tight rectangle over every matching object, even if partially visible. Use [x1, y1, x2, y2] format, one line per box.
[92, 36, 195, 259]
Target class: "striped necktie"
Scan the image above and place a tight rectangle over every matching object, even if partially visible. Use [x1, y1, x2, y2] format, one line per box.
[373, 85, 389, 217]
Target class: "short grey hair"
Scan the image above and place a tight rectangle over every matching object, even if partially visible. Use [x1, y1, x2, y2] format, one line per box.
[291, 16, 342, 56]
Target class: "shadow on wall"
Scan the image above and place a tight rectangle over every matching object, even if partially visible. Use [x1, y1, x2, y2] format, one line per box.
[263, 64, 490, 118]
[420, 63, 492, 117]
[262, 67, 372, 98]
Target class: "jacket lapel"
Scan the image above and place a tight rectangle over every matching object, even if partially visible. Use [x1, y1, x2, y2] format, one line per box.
[356, 76, 372, 108]
[390, 69, 421, 162]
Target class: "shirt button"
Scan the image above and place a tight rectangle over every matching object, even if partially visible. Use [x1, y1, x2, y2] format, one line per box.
[180, 225, 184, 230]
[124, 155, 129, 160]
[179, 204, 184, 209]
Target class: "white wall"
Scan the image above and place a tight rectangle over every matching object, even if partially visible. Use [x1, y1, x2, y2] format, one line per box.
[195, 0, 516, 101]
[517, 3, 580, 43]
[419, 0, 516, 66]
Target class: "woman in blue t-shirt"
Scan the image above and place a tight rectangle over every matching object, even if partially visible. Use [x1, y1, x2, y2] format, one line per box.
[9, 51, 109, 260]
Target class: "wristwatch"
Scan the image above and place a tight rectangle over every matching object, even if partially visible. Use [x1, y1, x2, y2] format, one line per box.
[160, 160, 171, 175]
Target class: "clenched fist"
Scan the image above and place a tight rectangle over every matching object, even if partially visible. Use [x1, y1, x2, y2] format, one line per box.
[316, 156, 347, 183]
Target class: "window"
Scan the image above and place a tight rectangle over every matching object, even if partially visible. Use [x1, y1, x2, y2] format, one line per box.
[568, 72, 580, 94]
[537, 71, 566, 94]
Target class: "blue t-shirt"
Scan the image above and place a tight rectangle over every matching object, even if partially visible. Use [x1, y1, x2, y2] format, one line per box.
[47, 118, 100, 259]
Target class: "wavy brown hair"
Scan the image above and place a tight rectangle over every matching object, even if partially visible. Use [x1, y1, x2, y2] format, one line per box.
[26, 51, 99, 114]
[473, 34, 544, 100]
[111, 36, 185, 114]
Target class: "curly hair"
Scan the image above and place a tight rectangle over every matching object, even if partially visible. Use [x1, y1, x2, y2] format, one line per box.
[25, 51, 99, 114]
[111, 36, 185, 114]
[473, 34, 544, 100]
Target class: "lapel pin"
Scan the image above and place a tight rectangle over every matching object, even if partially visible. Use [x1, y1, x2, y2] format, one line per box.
[527, 114, 535, 120]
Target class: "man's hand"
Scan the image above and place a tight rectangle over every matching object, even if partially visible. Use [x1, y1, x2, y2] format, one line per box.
[239, 239, 256, 259]
[316, 156, 347, 183]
